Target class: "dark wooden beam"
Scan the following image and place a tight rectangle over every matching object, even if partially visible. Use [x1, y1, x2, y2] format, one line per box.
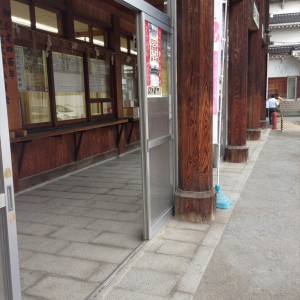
[82, 0, 135, 23]
[35, 0, 67, 11]
[63, 0, 75, 40]
[175, 0, 215, 223]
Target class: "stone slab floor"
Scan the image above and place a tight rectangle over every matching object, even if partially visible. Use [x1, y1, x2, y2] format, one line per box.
[15, 150, 144, 300]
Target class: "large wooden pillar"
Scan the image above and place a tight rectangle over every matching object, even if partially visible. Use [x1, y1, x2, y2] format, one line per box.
[225, 0, 249, 162]
[175, 0, 215, 223]
[247, 0, 262, 141]
[260, 0, 269, 129]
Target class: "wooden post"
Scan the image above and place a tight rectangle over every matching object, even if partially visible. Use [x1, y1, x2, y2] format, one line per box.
[247, 18, 261, 140]
[175, 0, 216, 223]
[1, 0, 23, 191]
[260, 0, 269, 130]
[225, 0, 249, 162]
[0, 0, 23, 132]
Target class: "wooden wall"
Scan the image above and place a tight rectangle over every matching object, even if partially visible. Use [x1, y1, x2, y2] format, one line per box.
[11, 124, 140, 190]
[6, 0, 140, 191]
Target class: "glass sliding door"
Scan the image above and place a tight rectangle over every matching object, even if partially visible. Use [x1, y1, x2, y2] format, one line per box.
[114, 0, 176, 240]
[138, 13, 175, 239]
[0, 41, 22, 299]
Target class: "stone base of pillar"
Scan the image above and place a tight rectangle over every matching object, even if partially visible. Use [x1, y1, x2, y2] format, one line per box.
[259, 120, 268, 129]
[246, 129, 261, 141]
[225, 145, 249, 162]
[174, 188, 216, 223]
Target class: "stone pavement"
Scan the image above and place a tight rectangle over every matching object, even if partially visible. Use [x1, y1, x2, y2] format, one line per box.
[16, 151, 144, 300]
[16, 117, 299, 299]
[194, 119, 300, 299]
[94, 117, 299, 300]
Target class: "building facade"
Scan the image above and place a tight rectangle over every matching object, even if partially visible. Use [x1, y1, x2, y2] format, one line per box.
[268, 0, 300, 99]
[0, 0, 269, 298]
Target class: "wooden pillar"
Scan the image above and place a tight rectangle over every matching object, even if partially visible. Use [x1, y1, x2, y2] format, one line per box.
[0, 0, 23, 132]
[175, 0, 215, 223]
[260, 0, 269, 130]
[247, 21, 261, 140]
[225, 0, 249, 162]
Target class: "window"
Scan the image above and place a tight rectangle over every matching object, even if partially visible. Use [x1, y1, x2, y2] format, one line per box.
[15, 46, 51, 125]
[52, 53, 86, 121]
[11, 0, 61, 34]
[74, 20, 90, 42]
[130, 39, 137, 55]
[35, 6, 59, 34]
[11, 0, 31, 28]
[122, 65, 138, 117]
[11, 1, 117, 128]
[74, 20, 107, 47]
[92, 27, 106, 47]
[121, 36, 137, 55]
[120, 36, 128, 53]
[89, 58, 113, 117]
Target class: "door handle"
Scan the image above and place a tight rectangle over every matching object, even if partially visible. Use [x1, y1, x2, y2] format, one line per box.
[6, 186, 13, 211]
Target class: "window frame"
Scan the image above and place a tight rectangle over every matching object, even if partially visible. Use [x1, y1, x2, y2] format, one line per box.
[11, 0, 119, 130]
[11, 0, 64, 36]
[87, 52, 115, 121]
[49, 48, 88, 126]
[120, 53, 138, 119]
[73, 17, 108, 49]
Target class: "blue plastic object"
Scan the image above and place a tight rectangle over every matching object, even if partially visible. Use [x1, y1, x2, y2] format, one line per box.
[215, 185, 232, 209]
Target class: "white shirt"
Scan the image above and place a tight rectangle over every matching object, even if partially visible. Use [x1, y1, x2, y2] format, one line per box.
[268, 98, 279, 108]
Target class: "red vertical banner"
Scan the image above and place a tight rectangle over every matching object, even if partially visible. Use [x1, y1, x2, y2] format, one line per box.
[145, 21, 162, 97]
[158, 27, 162, 90]
[145, 21, 150, 87]
[0, 0, 22, 130]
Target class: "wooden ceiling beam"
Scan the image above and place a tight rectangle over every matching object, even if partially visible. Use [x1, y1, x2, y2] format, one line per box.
[83, 0, 135, 23]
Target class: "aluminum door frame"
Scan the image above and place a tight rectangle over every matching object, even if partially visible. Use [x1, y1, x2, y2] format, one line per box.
[114, 0, 177, 240]
[0, 40, 22, 299]
[137, 12, 176, 239]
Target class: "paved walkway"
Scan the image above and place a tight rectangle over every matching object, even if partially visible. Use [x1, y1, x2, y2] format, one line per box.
[16, 151, 144, 300]
[16, 117, 300, 299]
[194, 120, 300, 299]
[95, 118, 300, 300]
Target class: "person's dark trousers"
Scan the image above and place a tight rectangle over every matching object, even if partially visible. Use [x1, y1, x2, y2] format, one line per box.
[269, 108, 276, 125]
[266, 108, 269, 118]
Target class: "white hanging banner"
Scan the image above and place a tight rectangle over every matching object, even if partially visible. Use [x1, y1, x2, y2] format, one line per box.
[213, 0, 223, 144]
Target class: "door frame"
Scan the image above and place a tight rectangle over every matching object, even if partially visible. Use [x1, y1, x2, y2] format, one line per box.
[114, 0, 178, 240]
[0, 40, 22, 299]
[138, 12, 175, 239]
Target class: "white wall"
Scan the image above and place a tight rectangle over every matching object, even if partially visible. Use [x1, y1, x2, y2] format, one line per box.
[268, 56, 300, 77]
[270, 27, 300, 45]
[270, 0, 300, 14]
